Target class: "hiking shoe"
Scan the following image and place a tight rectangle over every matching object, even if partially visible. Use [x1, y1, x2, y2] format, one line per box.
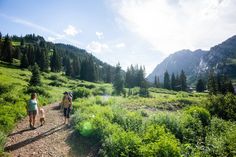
[30, 124, 33, 129]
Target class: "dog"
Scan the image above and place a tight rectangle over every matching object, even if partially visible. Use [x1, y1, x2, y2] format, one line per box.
[39, 107, 45, 126]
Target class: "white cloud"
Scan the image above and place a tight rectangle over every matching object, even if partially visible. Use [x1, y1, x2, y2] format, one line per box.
[111, 0, 236, 55]
[64, 25, 81, 36]
[96, 31, 104, 39]
[86, 41, 109, 53]
[0, 13, 81, 45]
[115, 42, 125, 48]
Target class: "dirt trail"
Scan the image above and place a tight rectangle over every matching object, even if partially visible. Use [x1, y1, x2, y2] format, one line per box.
[4, 103, 98, 157]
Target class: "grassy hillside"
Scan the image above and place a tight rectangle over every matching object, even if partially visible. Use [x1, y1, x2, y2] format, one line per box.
[0, 61, 236, 156]
[0, 61, 112, 154]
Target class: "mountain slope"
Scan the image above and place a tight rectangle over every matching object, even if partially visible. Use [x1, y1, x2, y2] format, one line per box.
[147, 35, 236, 83]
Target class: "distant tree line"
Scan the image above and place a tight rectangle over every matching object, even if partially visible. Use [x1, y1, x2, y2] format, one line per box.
[112, 64, 149, 97]
[207, 70, 234, 95]
[0, 32, 115, 83]
[154, 70, 187, 91]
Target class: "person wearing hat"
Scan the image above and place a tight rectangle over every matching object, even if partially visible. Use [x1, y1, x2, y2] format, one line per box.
[61, 91, 72, 125]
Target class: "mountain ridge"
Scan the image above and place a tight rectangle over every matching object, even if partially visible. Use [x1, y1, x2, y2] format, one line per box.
[147, 35, 236, 84]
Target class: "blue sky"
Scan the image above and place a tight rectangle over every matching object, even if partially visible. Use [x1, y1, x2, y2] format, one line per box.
[1, 0, 236, 74]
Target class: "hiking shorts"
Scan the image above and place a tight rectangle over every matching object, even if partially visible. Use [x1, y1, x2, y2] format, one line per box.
[28, 110, 37, 116]
[64, 107, 71, 118]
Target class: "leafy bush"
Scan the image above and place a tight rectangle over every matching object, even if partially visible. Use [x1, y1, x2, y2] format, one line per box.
[77, 83, 96, 89]
[150, 113, 183, 141]
[26, 86, 50, 97]
[0, 131, 6, 153]
[206, 93, 236, 120]
[112, 108, 143, 132]
[140, 125, 181, 157]
[73, 87, 91, 99]
[205, 117, 236, 156]
[48, 80, 63, 87]
[100, 130, 142, 157]
[180, 113, 206, 144]
[0, 115, 14, 133]
[0, 83, 11, 95]
[184, 106, 211, 126]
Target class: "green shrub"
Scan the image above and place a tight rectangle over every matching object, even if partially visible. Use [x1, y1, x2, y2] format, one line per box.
[73, 87, 91, 99]
[205, 117, 236, 156]
[150, 113, 183, 141]
[0, 131, 6, 153]
[77, 83, 96, 89]
[206, 93, 236, 121]
[100, 130, 142, 157]
[0, 115, 14, 133]
[0, 83, 11, 95]
[184, 106, 211, 126]
[112, 108, 143, 132]
[26, 86, 50, 97]
[140, 125, 181, 157]
[180, 114, 205, 144]
[48, 80, 63, 87]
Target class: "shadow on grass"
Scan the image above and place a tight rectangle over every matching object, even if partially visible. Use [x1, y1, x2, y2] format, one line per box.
[66, 130, 100, 157]
[5, 124, 66, 152]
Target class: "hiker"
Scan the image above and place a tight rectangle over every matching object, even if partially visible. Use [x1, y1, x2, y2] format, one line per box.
[61, 92, 72, 125]
[27, 93, 38, 129]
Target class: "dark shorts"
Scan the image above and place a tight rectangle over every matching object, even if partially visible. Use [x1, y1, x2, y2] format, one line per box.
[28, 110, 37, 116]
[64, 107, 71, 118]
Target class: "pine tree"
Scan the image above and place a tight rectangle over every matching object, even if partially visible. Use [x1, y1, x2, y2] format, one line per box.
[2, 34, 13, 63]
[221, 74, 227, 94]
[154, 75, 158, 88]
[207, 70, 217, 95]
[125, 67, 132, 88]
[29, 63, 41, 86]
[50, 49, 62, 72]
[196, 79, 205, 92]
[226, 80, 235, 94]
[137, 66, 145, 87]
[105, 66, 112, 83]
[14, 47, 21, 59]
[180, 70, 187, 91]
[139, 67, 149, 97]
[20, 37, 25, 46]
[80, 59, 87, 80]
[157, 76, 160, 88]
[113, 63, 124, 95]
[20, 52, 29, 68]
[72, 57, 80, 77]
[64, 57, 72, 76]
[175, 73, 180, 91]
[171, 73, 176, 90]
[43, 50, 49, 72]
[216, 74, 222, 93]
[27, 45, 35, 66]
[87, 57, 97, 82]
[164, 71, 170, 89]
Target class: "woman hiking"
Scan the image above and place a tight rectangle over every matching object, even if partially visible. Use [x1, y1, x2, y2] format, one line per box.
[27, 93, 38, 129]
[61, 92, 72, 125]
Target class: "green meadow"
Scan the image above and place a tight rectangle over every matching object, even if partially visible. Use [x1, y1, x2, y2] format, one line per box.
[0, 61, 236, 156]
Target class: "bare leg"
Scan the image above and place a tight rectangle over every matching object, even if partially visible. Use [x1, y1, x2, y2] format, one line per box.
[29, 115, 32, 126]
[64, 117, 66, 124]
[32, 114, 36, 127]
